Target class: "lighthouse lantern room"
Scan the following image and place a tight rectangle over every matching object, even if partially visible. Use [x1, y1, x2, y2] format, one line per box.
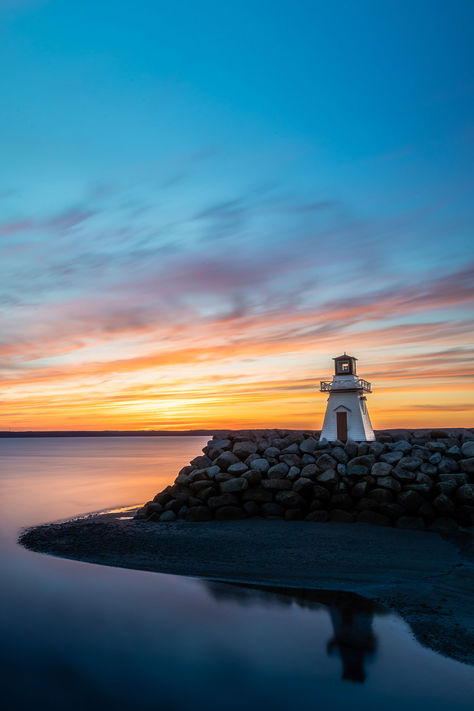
[320, 353, 375, 442]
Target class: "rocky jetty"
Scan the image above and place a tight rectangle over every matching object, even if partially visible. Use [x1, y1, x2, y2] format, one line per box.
[136, 429, 474, 531]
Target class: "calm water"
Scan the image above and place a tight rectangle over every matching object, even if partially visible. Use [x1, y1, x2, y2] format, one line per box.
[1, 437, 473, 711]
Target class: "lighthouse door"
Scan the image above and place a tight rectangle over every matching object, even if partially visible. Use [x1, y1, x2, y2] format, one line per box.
[336, 412, 348, 442]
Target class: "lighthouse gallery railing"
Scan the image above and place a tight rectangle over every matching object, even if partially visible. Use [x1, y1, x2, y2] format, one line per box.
[320, 378, 372, 393]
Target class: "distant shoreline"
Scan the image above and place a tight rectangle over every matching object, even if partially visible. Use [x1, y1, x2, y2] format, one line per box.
[0, 427, 471, 438]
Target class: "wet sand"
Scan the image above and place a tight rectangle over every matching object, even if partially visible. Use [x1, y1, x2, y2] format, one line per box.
[20, 514, 474, 665]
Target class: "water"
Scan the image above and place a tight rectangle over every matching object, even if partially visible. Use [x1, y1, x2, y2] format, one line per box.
[1, 437, 473, 711]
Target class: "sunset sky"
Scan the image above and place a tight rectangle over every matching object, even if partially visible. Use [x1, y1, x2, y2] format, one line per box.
[1, 0, 473, 431]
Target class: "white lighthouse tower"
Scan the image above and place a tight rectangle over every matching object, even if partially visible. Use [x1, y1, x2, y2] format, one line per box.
[320, 353, 375, 442]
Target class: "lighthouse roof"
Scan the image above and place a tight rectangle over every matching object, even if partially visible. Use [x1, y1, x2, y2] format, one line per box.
[333, 353, 358, 361]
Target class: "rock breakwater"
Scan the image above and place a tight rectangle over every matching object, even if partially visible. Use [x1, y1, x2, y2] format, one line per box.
[136, 429, 474, 530]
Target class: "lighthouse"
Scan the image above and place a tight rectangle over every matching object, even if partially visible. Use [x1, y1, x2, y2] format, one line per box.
[320, 353, 375, 442]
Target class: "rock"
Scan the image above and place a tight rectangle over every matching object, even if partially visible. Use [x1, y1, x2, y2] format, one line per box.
[264, 447, 280, 458]
[275, 490, 306, 508]
[461, 458, 474, 475]
[456, 505, 474, 526]
[429, 517, 458, 533]
[280, 454, 302, 468]
[392, 440, 412, 453]
[438, 472, 468, 485]
[250, 458, 270, 473]
[312, 484, 330, 501]
[287, 466, 301, 480]
[206, 465, 221, 479]
[356, 511, 390, 526]
[435, 479, 458, 496]
[429, 452, 442, 465]
[243, 501, 260, 516]
[418, 502, 436, 521]
[392, 466, 416, 482]
[227, 461, 248, 475]
[446, 445, 462, 460]
[299, 437, 318, 454]
[331, 446, 348, 463]
[242, 487, 272, 503]
[215, 471, 233, 483]
[316, 454, 337, 471]
[330, 493, 353, 510]
[380, 451, 404, 465]
[346, 464, 369, 477]
[232, 441, 257, 460]
[301, 463, 318, 478]
[190, 454, 213, 468]
[208, 493, 239, 509]
[317, 469, 338, 485]
[396, 516, 425, 530]
[293, 477, 314, 495]
[175, 466, 195, 484]
[242, 469, 262, 486]
[397, 490, 423, 513]
[331, 510, 355, 523]
[455, 484, 474, 505]
[349, 455, 375, 468]
[369, 488, 393, 504]
[189, 479, 215, 493]
[185, 506, 212, 522]
[268, 462, 290, 478]
[214, 451, 241, 471]
[356, 498, 379, 512]
[159, 510, 176, 522]
[437, 457, 459, 474]
[377, 476, 401, 492]
[215, 506, 246, 520]
[430, 430, 450, 439]
[420, 462, 437, 475]
[379, 503, 405, 519]
[337, 463, 346, 475]
[433, 494, 455, 515]
[371, 462, 393, 477]
[285, 508, 303, 521]
[301, 453, 316, 465]
[351, 481, 368, 498]
[261, 503, 284, 518]
[220, 477, 249, 494]
[305, 510, 329, 522]
[368, 441, 385, 457]
[397, 456, 423, 471]
[461, 441, 474, 458]
[261, 478, 293, 490]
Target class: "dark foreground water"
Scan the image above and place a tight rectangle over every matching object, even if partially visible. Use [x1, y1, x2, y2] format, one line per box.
[1, 437, 473, 711]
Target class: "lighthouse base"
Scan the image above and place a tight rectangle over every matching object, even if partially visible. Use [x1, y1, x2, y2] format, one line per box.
[321, 391, 375, 442]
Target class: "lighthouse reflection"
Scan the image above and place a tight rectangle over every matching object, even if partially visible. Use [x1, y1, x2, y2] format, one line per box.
[205, 582, 381, 683]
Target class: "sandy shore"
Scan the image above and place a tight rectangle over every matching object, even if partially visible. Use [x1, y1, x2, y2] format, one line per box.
[20, 513, 474, 665]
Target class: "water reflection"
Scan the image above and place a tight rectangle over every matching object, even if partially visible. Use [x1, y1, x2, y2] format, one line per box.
[205, 582, 383, 684]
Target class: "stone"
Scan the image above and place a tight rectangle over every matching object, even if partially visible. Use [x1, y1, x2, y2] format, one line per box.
[242, 487, 272, 503]
[369, 488, 393, 504]
[392, 440, 412, 453]
[461, 458, 474, 475]
[261, 478, 292, 490]
[312, 484, 330, 501]
[397, 490, 423, 513]
[275, 490, 306, 508]
[418, 502, 436, 521]
[243, 501, 260, 516]
[282, 443, 300, 454]
[429, 517, 458, 533]
[175, 466, 194, 484]
[185, 506, 212, 522]
[331, 446, 348, 463]
[285, 508, 303, 520]
[190, 454, 213, 468]
[305, 510, 329, 522]
[455, 484, 474, 505]
[299, 437, 318, 454]
[351, 481, 368, 498]
[461, 441, 474, 458]
[208, 493, 239, 509]
[356, 498, 379, 511]
[346, 464, 369, 477]
[379, 503, 405, 519]
[227, 461, 248, 474]
[251, 458, 271, 473]
[330, 493, 353, 510]
[420, 462, 438, 475]
[293, 477, 314, 495]
[316, 453, 337, 471]
[377, 476, 401, 492]
[242, 469, 262, 486]
[437, 457, 459, 474]
[301, 453, 316, 465]
[214, 451, 241, 471]
[268, 462, 289, 478]
[189, 479, 215, 493]
[232, 441, 258, 460]
[280, 454, 302, 468]
[356, 511, 390, 526]
[435, 479, 458, 496]
[261, 503, 284, 518]
[287, 466, 301, 480]
[371, 462, 393, 477]
[380, 451, 403, 465]
[317, 469, 338, 485]
[350, 455, 375, 468]
[337, 463, 346, 475]
[220, 477, 249, 494]
[159, 510, 176, 522]
[396, 516, 425, 530]
[438, 472, 468, 485]
[187, 468, 210, 483]
[264, 447, 280, 458]
[430, 430, 450, 439]
[317, 437, 329, 448]
[392, 466, 416, 482]
[397, 456, 423, 471]
[429, 452, 442, 465]
[433, 494, 455, 515]
[456, 505, 474, 526]
[206, 465, 221, 479]
[446, 445, 462, 460]
[215, 471, 233, 483]
[215, 506, 246, 520]
[196, 485, 216, 501]
[330, 509, 355, 523]
[301, 463, 318, 478]
[368, 441, 385, 457]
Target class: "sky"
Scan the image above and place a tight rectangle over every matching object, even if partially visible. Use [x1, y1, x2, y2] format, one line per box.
[0, 0, 473, 431]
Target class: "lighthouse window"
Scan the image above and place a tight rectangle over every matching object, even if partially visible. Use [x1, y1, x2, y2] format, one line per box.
[340, 361, 350, 373]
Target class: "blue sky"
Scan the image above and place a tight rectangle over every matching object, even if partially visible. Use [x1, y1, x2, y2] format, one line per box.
[1, 0, 473, 429]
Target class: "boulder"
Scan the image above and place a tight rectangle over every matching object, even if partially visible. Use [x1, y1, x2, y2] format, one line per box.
[299, 437, 318, 454]
[268, 462, 290, 478]
[397, 490, 423, 513]
[233, 441, 258, 460]
[251, 458, 271, 473]
[371, 462, 393, 477]
[316, 453, 337, 471]
[261, 478, 293, 491]
[305, 510, 329, 522]
[331, 510, 355, 523]
[261, 503, 284, 518]
[208, 493, 239, 509]
[214, 451, 241, 471]
[220, 477, 249, 494]
[159, 510, 176, 522]
[456, 484, 474, 505]
[396, 516, 425, 530]
[275, 490, 306, 508]
[380, 451, 403, 465]
[215, 506, 246, 520]
[243, 501, 260, 516]
[185, 506, 212, 522]
[287, 466, 301, 480]
[301, 463, 318, 478]
[242, 487, 272, 503]
[227, 461, 248, 475]
[433, 494, 455, 515]
[461, 458, 474, 475]
[317, 469, 338, 485]
[461, 441, 474, 458]
[356, 511, 390, 526]
[293, 477, 314, 495]
[377, 476, 401, 492]
[369, 488, 393, 504]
